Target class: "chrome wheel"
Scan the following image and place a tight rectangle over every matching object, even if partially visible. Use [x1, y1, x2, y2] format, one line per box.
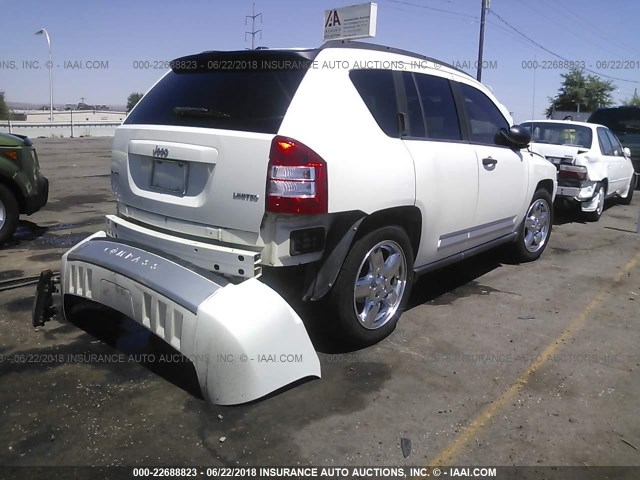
[353, 240, 407, 330]
[523, 198, 551, 253]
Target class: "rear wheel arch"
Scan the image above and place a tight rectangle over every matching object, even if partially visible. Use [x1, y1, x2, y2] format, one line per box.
[302, 206, 421, 302]
[354, 206, 422, 258]
[599, 178, 609, 194]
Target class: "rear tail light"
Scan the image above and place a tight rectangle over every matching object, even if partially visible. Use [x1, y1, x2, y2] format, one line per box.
[266, 136, 327, 214]
[558, 164, 588, 181]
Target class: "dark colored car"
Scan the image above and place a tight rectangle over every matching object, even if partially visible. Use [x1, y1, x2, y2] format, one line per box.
[588, 106, 640, 175]
[0, 132, 49, 244]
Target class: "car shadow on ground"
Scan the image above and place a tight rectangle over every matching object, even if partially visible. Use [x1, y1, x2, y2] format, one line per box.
[63, 298, 204, 399]
[1, 219, 106, 252]
[0, 220, 48, 248]
[259, 251, 505, 355]
[553, 201, 585, 225]
[553, 198, 620, 226]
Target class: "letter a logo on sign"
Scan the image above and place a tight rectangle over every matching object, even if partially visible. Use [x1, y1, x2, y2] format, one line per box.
[325, 9, 341, 27]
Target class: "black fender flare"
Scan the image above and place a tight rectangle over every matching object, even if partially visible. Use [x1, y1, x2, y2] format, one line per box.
[302, 211, 366, 301]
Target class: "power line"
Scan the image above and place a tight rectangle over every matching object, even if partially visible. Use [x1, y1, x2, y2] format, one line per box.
[537, 0, 640, 57]
[485, 19, 537, 50]
[380, 0, 478, 19]
[490, 9, 640, 85]
[513, 0, 624, 59]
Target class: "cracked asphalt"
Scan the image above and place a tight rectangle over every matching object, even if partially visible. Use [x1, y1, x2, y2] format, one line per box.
[1, 138, 639, 474]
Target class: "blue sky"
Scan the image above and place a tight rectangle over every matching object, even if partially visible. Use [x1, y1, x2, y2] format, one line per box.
[1, 0, 639, 122]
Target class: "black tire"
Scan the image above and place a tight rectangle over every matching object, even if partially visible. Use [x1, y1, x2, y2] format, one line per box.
[583, 184, 605, 222]
[0, 184, 19, 245]
[619, 175, 636, 205]
[510, 188, 553, 262]
[327, 226, 414, 347]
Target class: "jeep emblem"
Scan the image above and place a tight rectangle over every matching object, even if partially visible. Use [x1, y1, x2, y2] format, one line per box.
[152, 146, 169, 158]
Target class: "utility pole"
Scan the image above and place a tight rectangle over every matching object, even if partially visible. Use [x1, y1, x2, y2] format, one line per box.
[476, 0, 489, 82]
[245, 3, 262, 50]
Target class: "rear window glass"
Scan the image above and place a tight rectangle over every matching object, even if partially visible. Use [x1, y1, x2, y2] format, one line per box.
[350, 69, 399, 137]
[520, 122, 593, 148]
[125, 62, 308, 134]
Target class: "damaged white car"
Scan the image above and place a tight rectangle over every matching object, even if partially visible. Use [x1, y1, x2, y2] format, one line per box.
[34, 41, 557, 404]
[521, 120, 636, 221]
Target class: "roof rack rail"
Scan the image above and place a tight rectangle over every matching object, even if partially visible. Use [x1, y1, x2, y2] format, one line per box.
[319, 40, 472, 78]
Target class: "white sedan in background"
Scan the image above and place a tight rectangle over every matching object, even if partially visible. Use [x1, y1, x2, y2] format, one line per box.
[520, 120, 636, 221]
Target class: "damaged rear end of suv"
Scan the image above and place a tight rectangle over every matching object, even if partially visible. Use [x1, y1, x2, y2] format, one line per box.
[38, 48, 325, 405]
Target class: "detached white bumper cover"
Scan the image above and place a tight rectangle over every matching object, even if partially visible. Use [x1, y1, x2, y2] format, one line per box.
[61, 232, 321, 405]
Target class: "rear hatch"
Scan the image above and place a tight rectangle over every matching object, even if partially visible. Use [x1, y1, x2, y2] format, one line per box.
[113, 49, 316, 234]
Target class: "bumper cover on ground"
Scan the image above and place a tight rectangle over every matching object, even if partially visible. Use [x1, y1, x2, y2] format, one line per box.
[61, 232, 321, 405]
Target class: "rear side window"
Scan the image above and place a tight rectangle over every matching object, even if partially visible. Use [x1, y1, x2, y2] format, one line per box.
[459, 83, 509, 145]
[604, 129, 624, 156]
[597, 128, 615, 156]
[125, 69, 307, 134]
[413, 73, 461, 141]
[350, 70, 399, 137]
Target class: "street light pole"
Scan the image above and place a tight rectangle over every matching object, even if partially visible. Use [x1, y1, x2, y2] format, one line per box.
[35, 29, 53, 121]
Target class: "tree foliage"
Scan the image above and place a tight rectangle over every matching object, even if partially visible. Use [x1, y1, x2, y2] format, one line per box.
[546, 68, 615, 117]
[0, 91, 8, 120]
[623, 90, 640, 106]
[126, 92, 144, 111]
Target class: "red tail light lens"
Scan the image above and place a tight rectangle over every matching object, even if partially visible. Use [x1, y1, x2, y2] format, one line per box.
[266, 136, 327, 214]
[558, 164, 588, 181]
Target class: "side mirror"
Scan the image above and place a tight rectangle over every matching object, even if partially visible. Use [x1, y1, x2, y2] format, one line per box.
[496, 125, 531, 149]
[623, 147, 631, 157]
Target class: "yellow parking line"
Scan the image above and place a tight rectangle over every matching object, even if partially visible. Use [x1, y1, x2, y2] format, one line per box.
[427, 252, 640, 467]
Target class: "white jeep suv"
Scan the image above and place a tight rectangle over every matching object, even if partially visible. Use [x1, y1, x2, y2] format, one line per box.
[56, 42, 556, 402]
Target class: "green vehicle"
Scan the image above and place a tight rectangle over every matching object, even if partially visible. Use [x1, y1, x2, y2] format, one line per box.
[0, 132, 49, 244]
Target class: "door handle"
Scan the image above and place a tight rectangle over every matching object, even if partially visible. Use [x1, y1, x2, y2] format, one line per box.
[482, 157, 498, 167]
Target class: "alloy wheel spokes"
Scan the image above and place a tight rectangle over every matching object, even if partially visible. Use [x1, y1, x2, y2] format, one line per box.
[354, 241, 408, 330]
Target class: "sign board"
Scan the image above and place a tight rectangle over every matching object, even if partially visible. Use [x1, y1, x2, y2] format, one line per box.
[324, 3, 377, 41]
